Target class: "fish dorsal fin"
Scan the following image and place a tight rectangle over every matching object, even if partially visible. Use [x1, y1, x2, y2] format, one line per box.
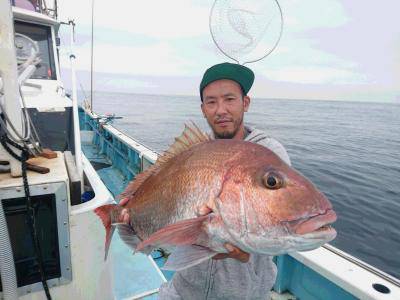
[119, 164, 159, 201]
[119, 122, 209, 200]
[157, 122, 210, 165]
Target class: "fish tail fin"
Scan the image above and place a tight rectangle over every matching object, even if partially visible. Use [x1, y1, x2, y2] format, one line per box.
[94, 204, 117, 260]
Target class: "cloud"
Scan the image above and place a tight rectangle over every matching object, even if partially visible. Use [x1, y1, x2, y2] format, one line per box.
[57, 0, 399, 101]
[99, 77, 157, 90]
[256, 36, 368, 85]
[283, 0, 349, 31]
[57, 0, 214, 77]
[58, 0, 210, 39]
[59, 41, 194, 76]
[263, 66, 366, 84]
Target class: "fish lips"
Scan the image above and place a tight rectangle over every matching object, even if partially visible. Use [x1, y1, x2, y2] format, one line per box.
[287, 209, 337, 237]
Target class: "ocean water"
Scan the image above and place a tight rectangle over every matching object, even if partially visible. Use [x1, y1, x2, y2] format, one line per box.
[86, 91, 400, 279]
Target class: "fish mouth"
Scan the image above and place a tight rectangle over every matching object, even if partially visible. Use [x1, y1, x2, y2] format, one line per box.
[289, 209, 337, 235]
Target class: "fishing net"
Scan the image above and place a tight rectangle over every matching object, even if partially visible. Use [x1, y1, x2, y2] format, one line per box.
[209, 0, 283, 65]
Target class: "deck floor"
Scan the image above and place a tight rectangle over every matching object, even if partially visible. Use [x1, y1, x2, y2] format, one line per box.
[82, 142, 166, 299]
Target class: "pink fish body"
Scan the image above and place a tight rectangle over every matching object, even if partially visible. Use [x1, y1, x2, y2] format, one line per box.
[95, 124, 337, 271]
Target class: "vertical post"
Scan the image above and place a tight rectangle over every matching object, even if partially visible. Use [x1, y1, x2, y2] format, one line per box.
[0, 0, 23, 177]
[68, 20, 83, 187]
[90, 0, 95, 112]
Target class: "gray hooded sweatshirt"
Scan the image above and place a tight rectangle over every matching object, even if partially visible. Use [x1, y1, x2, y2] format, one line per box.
[158, 126, 291, 300]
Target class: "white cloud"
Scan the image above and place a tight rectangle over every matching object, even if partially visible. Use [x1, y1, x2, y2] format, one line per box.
[58, 0, 211, 39]
[256, 35, 367, 85]
[60, 41, 194, 76]
[264, 66, 366, 84]
[98, 77, 157, 90]
[274, 39, 356, 67]
[57, 0, 399, 101]
[58, 0, 213, 77]
[283, 0, 349, 31]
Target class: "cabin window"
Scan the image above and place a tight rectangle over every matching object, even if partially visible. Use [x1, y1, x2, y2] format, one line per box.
[14, 21, 57, 80]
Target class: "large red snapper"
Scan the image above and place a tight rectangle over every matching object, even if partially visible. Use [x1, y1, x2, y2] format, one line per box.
[95, 124, 337, 271]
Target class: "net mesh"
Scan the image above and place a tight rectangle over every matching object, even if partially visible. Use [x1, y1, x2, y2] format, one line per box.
[210, 0, 283, 65]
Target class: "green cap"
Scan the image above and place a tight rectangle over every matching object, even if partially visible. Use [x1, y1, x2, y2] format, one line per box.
[199, 62, 255, 100]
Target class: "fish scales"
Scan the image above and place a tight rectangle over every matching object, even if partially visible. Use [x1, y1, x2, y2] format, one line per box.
[95, 124, 337, 271]
[128, 141, 251, 240]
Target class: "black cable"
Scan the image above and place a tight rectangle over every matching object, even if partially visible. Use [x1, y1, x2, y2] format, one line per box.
[21, 150, 52, 300]
[0, 135, 52, 300]
[0, 135, 22, 161]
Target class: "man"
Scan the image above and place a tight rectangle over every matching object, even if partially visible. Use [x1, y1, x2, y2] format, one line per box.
[158, 62, 291, 300]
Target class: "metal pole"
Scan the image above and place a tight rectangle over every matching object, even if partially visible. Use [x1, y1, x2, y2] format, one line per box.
[90, 0, 95, 112]
[68, 20, 83, 186]
[0, 0, 23, 177]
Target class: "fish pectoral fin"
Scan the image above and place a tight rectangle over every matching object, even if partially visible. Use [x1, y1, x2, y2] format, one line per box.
[136, 215, 210, 252]
[162, 245, 217, 271]
[115, 223, 141, 252]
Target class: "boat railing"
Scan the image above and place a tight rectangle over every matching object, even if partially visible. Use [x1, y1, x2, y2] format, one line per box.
[11, 0, 57, 19]
[322, 244, 400, 287]
[79, 107, 158, 179]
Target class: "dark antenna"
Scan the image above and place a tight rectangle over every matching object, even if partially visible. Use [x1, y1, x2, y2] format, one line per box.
[90, 0, 95, 112]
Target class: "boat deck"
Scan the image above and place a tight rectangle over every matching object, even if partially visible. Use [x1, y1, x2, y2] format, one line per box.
[81, 139, 168, 300]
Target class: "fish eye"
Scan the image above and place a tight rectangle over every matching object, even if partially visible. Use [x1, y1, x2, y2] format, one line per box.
[263, 172, 283, 190]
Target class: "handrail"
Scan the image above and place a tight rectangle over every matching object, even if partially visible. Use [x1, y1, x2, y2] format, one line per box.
[70, 153, 115, 215]
[11, 0, 58, 19]
[67, 20, 83, 189]
[323, 244, 400, 287]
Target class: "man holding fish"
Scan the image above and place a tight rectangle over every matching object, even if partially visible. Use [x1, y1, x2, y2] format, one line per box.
[95, 63, 337, 299]
[158, 62, 294, 299]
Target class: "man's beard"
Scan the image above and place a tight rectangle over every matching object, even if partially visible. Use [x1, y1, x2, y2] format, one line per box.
[215, 131, 237, 139]
[213, 117, 243, 139]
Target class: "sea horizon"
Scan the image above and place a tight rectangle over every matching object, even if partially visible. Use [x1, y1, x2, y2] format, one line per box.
[76, 90, 400, 105]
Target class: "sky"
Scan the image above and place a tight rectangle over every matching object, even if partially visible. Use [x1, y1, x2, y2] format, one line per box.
[57, 0, 400, 103]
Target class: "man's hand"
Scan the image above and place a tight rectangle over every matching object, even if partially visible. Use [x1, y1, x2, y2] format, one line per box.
[197, 204, 250, 263]
[213, 243, 250, 263]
